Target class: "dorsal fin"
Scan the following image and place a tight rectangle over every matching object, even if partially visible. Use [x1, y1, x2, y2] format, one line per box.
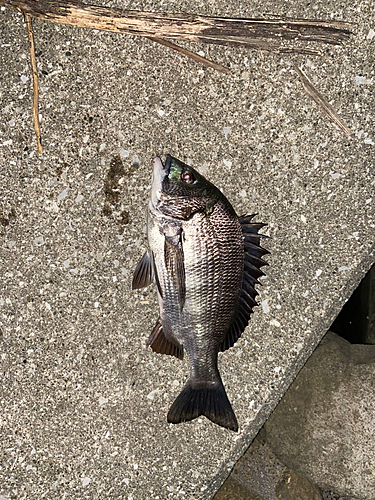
[219, 215, 269, 353]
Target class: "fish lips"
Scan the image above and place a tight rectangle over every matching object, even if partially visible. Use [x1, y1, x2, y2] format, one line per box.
[150, 155, 171, 208]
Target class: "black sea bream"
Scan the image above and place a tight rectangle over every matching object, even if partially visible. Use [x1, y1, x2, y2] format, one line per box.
[132, 155, 268, 431]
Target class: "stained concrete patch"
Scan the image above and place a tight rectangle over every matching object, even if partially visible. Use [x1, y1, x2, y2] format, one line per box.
[0, 1, 374, 499]
[102, 155, 132, 230]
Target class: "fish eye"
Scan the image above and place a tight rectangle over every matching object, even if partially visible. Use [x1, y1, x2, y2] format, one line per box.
[181, 170, 195, 184]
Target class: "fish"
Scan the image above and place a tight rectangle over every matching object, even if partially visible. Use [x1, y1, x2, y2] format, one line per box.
[132, 155, 268, 431]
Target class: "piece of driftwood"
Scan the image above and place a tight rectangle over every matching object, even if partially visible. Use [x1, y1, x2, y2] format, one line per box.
[25, 14, 43, 153]
[295, 66, 351, 136]
[1, 0, 353, 151]
[1, 0, 352, 55]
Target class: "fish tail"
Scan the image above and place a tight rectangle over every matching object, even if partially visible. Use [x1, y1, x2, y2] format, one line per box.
[167, 377, 238, 432]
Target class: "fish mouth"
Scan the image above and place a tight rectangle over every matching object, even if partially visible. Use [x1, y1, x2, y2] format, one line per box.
[150, 155, 170, 209]
[152, 155, 171, 176]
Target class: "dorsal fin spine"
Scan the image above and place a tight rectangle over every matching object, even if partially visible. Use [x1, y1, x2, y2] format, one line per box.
[219, 215, 269, 353]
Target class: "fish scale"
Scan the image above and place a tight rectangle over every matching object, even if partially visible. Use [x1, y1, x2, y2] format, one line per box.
[132, 155, 268, 431]
[182, 217, 222, 366]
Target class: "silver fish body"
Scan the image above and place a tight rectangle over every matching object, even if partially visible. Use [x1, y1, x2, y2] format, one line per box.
[132, 155, 268, 431]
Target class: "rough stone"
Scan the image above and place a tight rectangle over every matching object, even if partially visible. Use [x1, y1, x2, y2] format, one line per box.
[214, 429, 322, 500]
[321, 491, 354, 500]
[214, 477, 264, 500]
[265, 332, 375, 500]
[275, 469, 323, 500]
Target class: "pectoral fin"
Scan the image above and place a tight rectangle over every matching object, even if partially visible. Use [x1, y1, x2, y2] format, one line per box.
[132, 248, 163, 297]
[164, 229, 185, 312]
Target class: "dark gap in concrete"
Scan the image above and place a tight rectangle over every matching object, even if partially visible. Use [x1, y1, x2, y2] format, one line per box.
[330, 262, 375, 344]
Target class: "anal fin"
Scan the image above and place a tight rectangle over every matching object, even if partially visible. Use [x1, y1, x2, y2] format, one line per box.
[147, 318, 183, 360]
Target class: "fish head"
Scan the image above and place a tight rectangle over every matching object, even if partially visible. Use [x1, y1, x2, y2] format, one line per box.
[150, 155, 221, 220]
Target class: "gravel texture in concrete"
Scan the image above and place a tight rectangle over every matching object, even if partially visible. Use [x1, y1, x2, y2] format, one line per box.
[0, 0, 374, 498]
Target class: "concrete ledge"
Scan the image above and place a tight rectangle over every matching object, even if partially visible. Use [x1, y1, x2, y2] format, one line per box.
[1, 1, 374, 498]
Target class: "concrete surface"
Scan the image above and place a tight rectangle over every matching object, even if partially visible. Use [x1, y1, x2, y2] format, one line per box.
[0, 0, 374, 498]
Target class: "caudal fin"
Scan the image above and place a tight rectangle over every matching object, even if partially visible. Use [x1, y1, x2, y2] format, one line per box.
[167, 378, 238, 432]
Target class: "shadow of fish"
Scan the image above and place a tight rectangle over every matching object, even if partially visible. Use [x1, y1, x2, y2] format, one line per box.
[132, 155, 268, 431]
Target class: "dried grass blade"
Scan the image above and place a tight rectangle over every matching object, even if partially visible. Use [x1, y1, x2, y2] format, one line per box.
[147, 37, 230, 74]
[25, 14, 43, 153]
[295, 65, 351, 136]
